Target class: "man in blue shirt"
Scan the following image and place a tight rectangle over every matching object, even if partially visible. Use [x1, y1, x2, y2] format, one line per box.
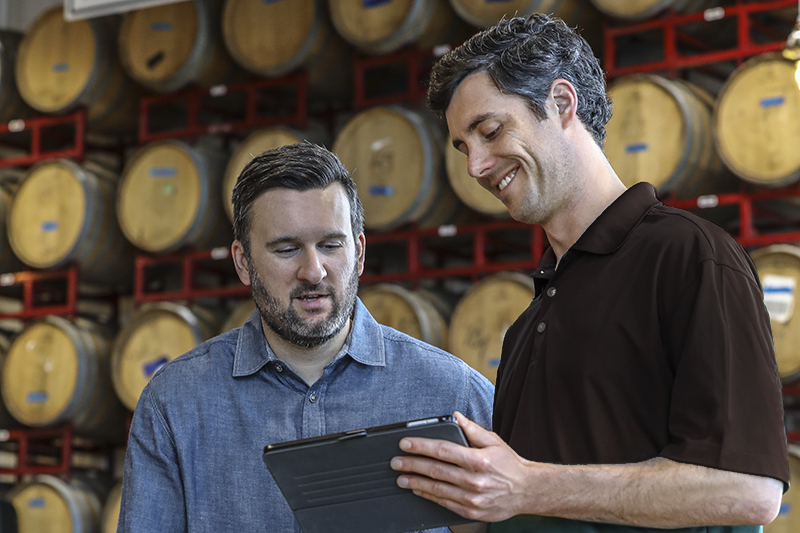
[117, 142, 495, 532]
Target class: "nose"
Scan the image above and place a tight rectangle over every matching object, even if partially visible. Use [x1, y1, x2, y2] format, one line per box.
[297, 249, 326, 285]
[466, 144, 494, 179]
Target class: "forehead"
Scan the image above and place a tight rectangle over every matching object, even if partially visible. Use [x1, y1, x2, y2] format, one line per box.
[445, 72, 528, 132]
[248, 184, 353, 238]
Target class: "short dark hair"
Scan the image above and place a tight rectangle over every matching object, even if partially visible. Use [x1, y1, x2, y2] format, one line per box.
[427, 14, 611, 147]
[232, 143, 364, 255]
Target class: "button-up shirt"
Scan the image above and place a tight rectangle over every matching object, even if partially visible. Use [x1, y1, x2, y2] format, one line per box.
[118, 298, 494, 532]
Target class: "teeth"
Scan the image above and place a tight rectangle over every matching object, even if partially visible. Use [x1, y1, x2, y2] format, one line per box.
[498, 169, 517, 191]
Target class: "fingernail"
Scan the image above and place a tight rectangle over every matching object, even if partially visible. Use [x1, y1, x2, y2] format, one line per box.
[397, 476, 408, 488]
[390, 457, 402, 470]
[399, 439, 412, 451]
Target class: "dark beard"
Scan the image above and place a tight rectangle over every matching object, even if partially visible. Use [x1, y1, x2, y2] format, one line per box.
[248, 258, 359, 349]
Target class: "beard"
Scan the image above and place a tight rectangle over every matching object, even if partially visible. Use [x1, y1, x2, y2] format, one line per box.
[248, 257, 360, 349]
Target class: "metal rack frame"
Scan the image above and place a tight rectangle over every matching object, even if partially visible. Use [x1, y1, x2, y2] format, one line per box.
[0, 111, 86, 169]
[0, 267, 79, 320]
[603, 0, 798, 79]
[0, 424, 73, 478]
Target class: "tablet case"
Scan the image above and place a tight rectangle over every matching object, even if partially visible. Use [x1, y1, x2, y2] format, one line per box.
[262, 416, 473, 533]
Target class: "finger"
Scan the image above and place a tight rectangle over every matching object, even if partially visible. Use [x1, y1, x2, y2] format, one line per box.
[397, 435, 473, 468]
[391, 452, 470, 483]
[454, 412, 505, 449]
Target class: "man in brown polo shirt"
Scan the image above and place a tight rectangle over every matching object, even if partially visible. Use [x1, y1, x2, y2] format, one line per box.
[390, 13, 789, 533]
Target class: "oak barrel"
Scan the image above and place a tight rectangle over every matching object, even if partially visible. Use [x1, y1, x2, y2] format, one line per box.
[9, 475, 104, 533]
[606, 74, 726, 197]
[449, 0, 597, 29]
[16, 8, 138, 133]
[8, 159, 134, 285]
[1, 316, 125, 441]
[750, 244, 800, 383]
[333, 105, 448, 232]
[111, 302, 219, 411]
[100, 481, 123, 533]
[0, 334, 15, 429]
[445, 135, 508, 218]
[117, 139, 231, 253]
[222, 125, 329, 222]
[360, 284, 449, 350]
[220, 299, 257, 334]
[714, 53, 800, 187]
[448, 272, 535, 384]
[119, 0, 238, 93]
[590, 0, 719, 21]
[328, 0, 439, 55]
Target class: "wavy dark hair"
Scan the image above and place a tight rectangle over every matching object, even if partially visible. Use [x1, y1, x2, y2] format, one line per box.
[232, 142, 364, 256]
[427, 14, 611, 147]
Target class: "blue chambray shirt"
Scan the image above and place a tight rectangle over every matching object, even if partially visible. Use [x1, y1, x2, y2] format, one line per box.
[118, 298, 495, 532]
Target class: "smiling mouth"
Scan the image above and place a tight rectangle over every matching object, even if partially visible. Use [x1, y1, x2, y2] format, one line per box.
[498, 168, 517, 191]
[297, 294, 326, 301]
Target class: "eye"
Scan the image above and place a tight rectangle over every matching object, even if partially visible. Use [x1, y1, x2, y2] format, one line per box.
[274, 245, 299, 256]
[320, 241, 344, 252]
[485, 126, 501, 140]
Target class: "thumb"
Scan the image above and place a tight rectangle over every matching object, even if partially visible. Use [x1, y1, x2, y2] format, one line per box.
[454, 411, 504, 448]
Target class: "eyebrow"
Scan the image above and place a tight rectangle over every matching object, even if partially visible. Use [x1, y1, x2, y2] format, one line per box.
[265, 232, 349, 247]
[451, 112, 496, 149]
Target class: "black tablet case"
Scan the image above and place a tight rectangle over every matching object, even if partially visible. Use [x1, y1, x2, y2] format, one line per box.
[262, 417, 473, 533]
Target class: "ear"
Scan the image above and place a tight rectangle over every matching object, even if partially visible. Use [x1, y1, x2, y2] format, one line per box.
[550, 79, 578, 128]
[356, 233, 366, 277]
[231, 240, 252, 287]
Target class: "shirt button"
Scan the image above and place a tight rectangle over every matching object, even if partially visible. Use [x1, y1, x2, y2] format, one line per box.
[536, 322, 546, 333]
[547, 287, 556, 297]
[275, 364, 283, 372]
[309, 393, 317, 403]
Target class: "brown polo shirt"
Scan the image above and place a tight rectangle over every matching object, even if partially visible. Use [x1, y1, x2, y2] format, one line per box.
[494, 183, 789, 485]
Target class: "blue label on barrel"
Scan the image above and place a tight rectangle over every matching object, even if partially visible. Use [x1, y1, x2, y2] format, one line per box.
[26, 391, 48, 404]
[779, 502, 790, 515]
[760, 96, 785, 108]
[489, 358, 501, 368]
[41, 221, 58, 233]
[626, 143, 648, 154]
[263, 0, 285, 3]
[764, 286, 794, 293]
[369, 185, 394, 196]
[52, 63, 69, 73]
[143, 356, 170, 378]
[28, 498, 45, 508]
[486, 0, 513, 3]
[150, 22, 174, 32]
[149, 167, 177, 178]
[363, 0, 391, 7]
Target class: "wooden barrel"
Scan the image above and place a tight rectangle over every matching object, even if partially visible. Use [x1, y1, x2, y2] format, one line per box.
[223, 0, 328, 77]
[750, 244, 800, 383]
[360, 284, 449, 350]
[0, 316, 126, 442]
[333, 105, 449, 232]
[111, 302, 219, 411]
[0, 30, 29, 123]
[0, 187, 22, 274]
[446, 135, 508, 218]
[117, 138, 231, 253]
[328, 0, 440, 55]
[15, 8, 138, 133]
[100, 481, 122, 533]
[7, 159, 134, 285]
[765, 445, 800, 533]
[590, 0, 719, 21]
[222, 125, 329, 222]
[119, 0, 238, 93]
[714, 53, 800, 187]
[448, 272, 535, 384]
[606, 74, 727, 197]
[9, 475, 104, 533]
[449, 0, 597, 30]
[220, 299, 257, 334]
[0, 334, 16, 429]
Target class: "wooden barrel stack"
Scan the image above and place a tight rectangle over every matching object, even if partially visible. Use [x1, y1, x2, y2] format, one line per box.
[589, 0, 720, 20]
[9, 474, 108, 533]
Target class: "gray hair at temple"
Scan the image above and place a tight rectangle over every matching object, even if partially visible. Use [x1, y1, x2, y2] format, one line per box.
[426, 13, 612, 147]
[231, 142, 364, 255]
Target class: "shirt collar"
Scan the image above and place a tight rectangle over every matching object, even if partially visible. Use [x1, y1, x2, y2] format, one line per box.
[232, 297, 386, 377]
[571, 182, 661, 255]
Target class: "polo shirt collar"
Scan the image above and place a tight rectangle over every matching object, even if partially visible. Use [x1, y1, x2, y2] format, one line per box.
[232, 297, 385, 377]
[571, 182, 661, 255]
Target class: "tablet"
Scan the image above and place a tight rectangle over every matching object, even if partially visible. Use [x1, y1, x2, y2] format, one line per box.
[262, 415, 473, 533]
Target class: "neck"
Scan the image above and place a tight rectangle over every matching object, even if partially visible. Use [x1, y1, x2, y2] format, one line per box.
[262, 318, 352, 386]
[543, 141, 627, 262]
